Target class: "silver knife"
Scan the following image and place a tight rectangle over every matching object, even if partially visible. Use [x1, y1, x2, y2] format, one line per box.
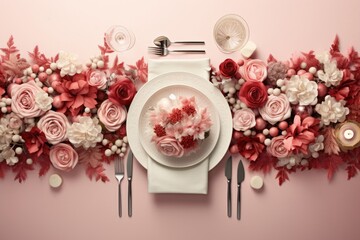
[237, 160, 245, 220]
[127, 149, 133, 217]
[225, 156, 232, 218]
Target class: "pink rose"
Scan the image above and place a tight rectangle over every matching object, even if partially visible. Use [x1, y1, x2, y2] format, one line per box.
[259, 93, 291, 125]
[233, 108, 256, 131]
[267, 136, 290, 158]
[11, 81, 47, 118]
[97, 99, 127, 132]
[156, 136, 184, 158]
[49, 143, 79, 171]
[240, 59, 267, 82]
[37, 111, 69, 144]
[87, 70, 107, 89]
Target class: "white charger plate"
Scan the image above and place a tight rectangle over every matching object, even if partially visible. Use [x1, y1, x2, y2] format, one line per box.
[127, 72, 233, 171]
[138, 84, 220, 168]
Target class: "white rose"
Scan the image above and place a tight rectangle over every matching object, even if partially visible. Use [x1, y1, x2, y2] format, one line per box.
[68, 116, 103, 149]
[285, 75, 318, 106]
[56, 51, 83, 77]
[35, 91, 53, 111]
[315, 95, 349, 125]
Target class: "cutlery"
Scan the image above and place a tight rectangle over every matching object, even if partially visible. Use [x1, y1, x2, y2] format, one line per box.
[127, 150, 133, 217]
[114, 156, 124, 217]
[153, 36, 205, 47]
[148, 46, 205, 56]
[225, 156, 232, 218]
[237, 160, 245, 220]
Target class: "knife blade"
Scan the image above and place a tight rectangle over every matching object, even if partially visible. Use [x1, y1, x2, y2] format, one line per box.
[237, 160, 245, 220]
[225, 156, 232, 218]
[127, 149, 133, 217]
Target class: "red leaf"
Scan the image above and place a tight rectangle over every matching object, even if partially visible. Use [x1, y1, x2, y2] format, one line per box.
[111, 56, 125, 75]
[12, 160, 34, 183]
[327, 155, 344, 180]
[98, 35, 114, 55]
[267, 54, 277, 63]
[28, 46, 50, 66]
[346, 165, 357, 180]
[330, 35, 340, 53]
[275, 168, 290, 186]
[36, 155, 51, 177]
[0, 162, 8, 179]
[248, 152, 277, 174]
[85, 163, 109, 182]
[1, 35, 19, 59]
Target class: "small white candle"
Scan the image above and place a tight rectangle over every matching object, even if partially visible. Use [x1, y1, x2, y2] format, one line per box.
[49, 174, 63, 188]
[250, 175, 264, 190]
[344, 129, 354, 140]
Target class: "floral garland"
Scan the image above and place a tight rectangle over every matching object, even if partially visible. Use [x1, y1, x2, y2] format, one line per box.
[211, 36, 360, 185]
[0, 36, 147, 182]
[1, 35, 359, 185]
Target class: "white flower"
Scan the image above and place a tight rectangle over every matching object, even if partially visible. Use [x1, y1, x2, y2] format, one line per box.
[0, 147, 18, 166]
[56, 51, 83, 77]
[285, 75, 318, 106]
[0, 119, 12, 151]
[35, 91, 53, 111]
[316, 51, 331, 64]
[277, 155, 302, 169]
[68, 116, 103, 149]
[317, 61, 343, 87]
[309, 135, 325, 153]
[315, 95, 349, 125]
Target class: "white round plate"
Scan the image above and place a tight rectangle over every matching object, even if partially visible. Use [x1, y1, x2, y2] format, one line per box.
[138, 85, 220, 168]
[127, 72, 233, 171]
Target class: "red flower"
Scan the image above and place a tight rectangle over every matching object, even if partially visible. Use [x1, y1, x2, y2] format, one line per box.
[219, 58, 240, 78]
[283, 115, 319, 154]
[108, 77, 136, 106]
[21, 127, 49, 157]
[238, 81, 268, 108]
[180, 135, 196, 149]
[55, 73, 98, 116]
[236, 136, 265, 161]
[154, 124, 166, 137]
[168, 108, 183, 124]
[182, 104, 196, 116]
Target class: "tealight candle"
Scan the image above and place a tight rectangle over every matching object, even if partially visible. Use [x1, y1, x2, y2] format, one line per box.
[344, 129, 354, 140]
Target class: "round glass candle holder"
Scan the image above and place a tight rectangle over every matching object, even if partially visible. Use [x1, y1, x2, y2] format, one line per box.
[105, 25, 136, 52]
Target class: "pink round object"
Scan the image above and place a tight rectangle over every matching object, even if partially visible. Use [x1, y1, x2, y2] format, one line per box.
[232, 131, 243, 140]
[255, 117, 267, 130]
[318, 83, 327, 97]
[302, 72, 314, 80]
[31, 64, 39, 73]
[269, 127, 279, 137]
[297, 69, 306, 75]
[27, 77, 34, 81]
[287, 69, 296, 77]
[278, 121, 288, 130]
[15, 78, 22, 84]
[229, 144, 239, 154]
[6, 106, 11, 112]
[52, 95, 64, 109]
[256, 133, 265, 143]
[237, 59, 244, 66]
[49, 73, 61, 84]
[38, 72, 48, 82]
[42, 87, 48, 92]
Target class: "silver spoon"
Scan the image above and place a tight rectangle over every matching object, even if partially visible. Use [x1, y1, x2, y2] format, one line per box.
[153, 36, 205, 47]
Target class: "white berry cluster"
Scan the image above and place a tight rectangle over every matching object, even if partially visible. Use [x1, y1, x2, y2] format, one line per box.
[103, 136, 128, 158]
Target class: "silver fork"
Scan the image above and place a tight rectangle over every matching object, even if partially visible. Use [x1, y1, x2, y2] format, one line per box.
[115, 156, 124, 217]
[148, 46, 205, 56]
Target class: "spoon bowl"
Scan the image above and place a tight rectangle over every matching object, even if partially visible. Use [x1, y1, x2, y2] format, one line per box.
[153, 36, 205, 47]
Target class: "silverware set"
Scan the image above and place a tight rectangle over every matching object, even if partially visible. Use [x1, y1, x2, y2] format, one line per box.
[115, 150, 133, 218]
[225, 156, 245, 220]
[148, 35, 206, 56]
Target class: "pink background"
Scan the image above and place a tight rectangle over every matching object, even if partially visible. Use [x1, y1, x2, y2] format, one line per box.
[1, 0, 360, 239]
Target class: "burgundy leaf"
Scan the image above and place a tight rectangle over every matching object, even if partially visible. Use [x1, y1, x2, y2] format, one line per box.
[85, 163, 109, 182]
[12, 160, 34, 183]
[346, 165, 357, 180]
[248, 152, 277, 174]
[330, 35, 340, 53]
[275, 168, 290, 186]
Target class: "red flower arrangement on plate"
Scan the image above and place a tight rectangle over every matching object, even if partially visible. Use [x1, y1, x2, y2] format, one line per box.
[0, 36, 147, 182]
[212, 36, 360, 185]
[148, 96, 212, 158]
